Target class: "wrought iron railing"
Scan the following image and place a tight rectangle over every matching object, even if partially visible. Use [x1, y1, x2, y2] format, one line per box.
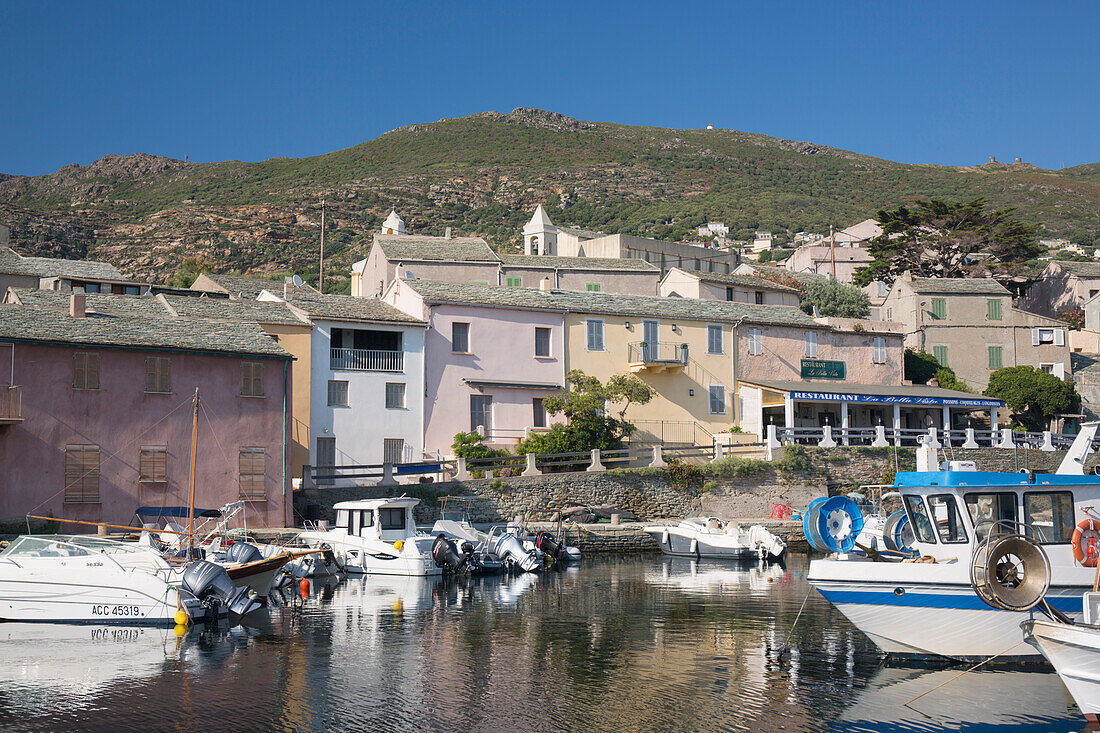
[627, 341, 687, 365]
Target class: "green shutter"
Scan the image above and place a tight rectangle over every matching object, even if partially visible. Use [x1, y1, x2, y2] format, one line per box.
[933, 345, 948, 367]
[987, 299, 1002, 320]
[931, 298, 946, 320]
[988, 345, 1003, 369]
[505, 277, 522, 287]
[585, 283, 601, 292]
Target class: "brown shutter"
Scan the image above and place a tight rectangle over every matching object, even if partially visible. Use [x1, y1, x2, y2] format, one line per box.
[65, 445, 100, 502]
[240, 362, 250, 395]
[252, 363, 263, 396]
[86, 354, 99, 390]
[145, 357, 157, 392]
[73, 353, 85, 389]
[238, 447, 265, 499]
[159, 358, 170, 393]
[140, 446, 167, 482]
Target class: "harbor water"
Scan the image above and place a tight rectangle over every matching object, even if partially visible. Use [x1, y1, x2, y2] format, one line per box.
[0, 554, 1083, 732]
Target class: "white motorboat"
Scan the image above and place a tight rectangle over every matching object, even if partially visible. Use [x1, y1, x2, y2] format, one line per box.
[643, 514, 787, 561]
[0, 535, 216, 624]
[299, 497, 439, 576]
[808, 425, 1100, 661]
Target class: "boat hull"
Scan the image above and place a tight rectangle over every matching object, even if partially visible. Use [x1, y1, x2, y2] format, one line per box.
[1025, 618, 1100, 716]
[644, 528, 776, 560]
[0, 578, 202, 625]
[299, 533, 440, 577]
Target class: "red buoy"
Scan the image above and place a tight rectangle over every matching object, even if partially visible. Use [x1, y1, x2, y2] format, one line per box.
[299, 578, 310, 595]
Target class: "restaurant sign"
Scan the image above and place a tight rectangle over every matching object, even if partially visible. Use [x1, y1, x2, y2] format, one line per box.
[790, 391, 1003, 408]
[800, 359, 845, 380]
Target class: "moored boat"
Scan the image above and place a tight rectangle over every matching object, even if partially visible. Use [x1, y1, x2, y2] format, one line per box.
[299, 497, 439, 576]
[643, 514, 786, 561]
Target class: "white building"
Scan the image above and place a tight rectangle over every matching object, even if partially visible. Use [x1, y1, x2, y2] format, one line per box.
[697, 221, 730, 237]
[259, 289, 428, 471]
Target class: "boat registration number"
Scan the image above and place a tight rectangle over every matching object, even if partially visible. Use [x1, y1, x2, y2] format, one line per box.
[91, 604, 141, 617]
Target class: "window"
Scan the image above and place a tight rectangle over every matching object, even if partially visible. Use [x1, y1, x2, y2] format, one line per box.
[470, 395, 492, 433]
[586, 319, 605, 351]
[585, 283, 601, 292]
[327, 380, 349, 407]
[903, 495, 937, 544]
[872, 337, 887, 364]
[707, 324, 723, 355]
[535, 327, 551, 357]
[145, 357, 170, 394]
[708, 384, 726, 415]
[72, 352, 100, 390]
[804, 331, 818, 358]
[139, 445, 167, 483]
[927, 495, 968, 543]
[385, 383, 406, 409]
[1024, 492, 1075, 544]
[532, 398, 546, 428]
[380, 507, 406, 530]
[964, 492, 1018, 541]
[505, 276, 522, 287]
[930, 298, 946, 320]
[988, 345, 1003, 369]
[1040, 363, 1055, 374]
[238, 447, 266, 500]
[82, 282, 101, 294]
[64, 445, 100, 503]
[933, 345, 948, 367]
[986, 299, 1003, 320]
[383, 438, 404, 464]
[725, 287, 734, 302]
[754, 291, 764, 305]
[877, 281, 888, 297]
[241, 361, 264, 397]
[1034, 328, 1058, 345]
[452, 322, 470, 353]
[747, 328, 762, 356]
[886, 308, 893, 321]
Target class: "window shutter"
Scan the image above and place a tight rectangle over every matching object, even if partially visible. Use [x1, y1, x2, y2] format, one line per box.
[1055, 329, 1066, 346]
[160, 358, 170, 393]
[65, 445, 99, 503]
[87, 355, 99, 390]
[1054, 363, 1066, 379]
[73, 354, 85, 389]
[1032, 329, 1040, 346]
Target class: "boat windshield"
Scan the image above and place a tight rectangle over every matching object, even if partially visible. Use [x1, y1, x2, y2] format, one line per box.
[0, 535, 147, 558]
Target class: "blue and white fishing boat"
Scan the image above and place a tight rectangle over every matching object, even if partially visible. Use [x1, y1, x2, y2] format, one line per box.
[807, 423, 1100, 661]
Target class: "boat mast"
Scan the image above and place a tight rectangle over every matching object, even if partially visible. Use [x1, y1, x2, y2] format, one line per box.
[188, 388, 199, 558]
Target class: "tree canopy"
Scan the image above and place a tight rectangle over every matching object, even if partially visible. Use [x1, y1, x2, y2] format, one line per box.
[853, 198, 1042, 287]
[799, 278, 870, 318]
[984, 366, 1080, 431]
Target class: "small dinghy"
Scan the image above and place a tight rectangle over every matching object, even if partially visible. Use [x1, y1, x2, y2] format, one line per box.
[644, 514, 786, 561]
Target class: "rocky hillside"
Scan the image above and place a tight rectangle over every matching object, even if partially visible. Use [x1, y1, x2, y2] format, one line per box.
[2, 108, 1098, 292]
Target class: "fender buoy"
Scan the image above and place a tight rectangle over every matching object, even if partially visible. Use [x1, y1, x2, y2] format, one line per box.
[1072, 519, 1100, 567]
[689, 538, 698, 556]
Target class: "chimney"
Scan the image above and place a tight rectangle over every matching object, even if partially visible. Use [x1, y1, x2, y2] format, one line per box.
[283, 278, 294, 301]
[444, 227, 452, 239]
[539, 277, 552, 292]
[70, 293, 86, 318]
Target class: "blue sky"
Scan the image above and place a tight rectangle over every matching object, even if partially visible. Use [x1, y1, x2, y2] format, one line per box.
[1, 1, 1097, 175]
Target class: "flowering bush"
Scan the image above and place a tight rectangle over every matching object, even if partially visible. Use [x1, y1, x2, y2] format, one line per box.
[1057, 306, 1085, 331]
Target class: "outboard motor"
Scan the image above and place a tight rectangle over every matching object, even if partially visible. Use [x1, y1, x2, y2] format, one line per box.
[490, 532, 541, 573]
[223, 541, 263, 565]
[535, 531, 565, 562]
[433, 534, 477, 575]
[182, 560, 264, 617]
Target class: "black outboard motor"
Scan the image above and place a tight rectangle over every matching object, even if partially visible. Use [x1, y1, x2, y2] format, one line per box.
[432, 534, 479, 575]
[182, 560, 264, 617]
[535, 531, 566, 562]
[224, 542, 263, 565]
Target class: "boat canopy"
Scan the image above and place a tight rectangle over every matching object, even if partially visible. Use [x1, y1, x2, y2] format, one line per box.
[333, 497, 420, 511]
[135, 506, 222, 519]
[895, 471, 1100, 489]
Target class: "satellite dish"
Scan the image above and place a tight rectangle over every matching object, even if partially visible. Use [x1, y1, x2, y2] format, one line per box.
[292, 275, 304, 287]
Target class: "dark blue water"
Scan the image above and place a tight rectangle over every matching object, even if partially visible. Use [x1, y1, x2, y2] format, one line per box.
[0, 554, 1084, 732]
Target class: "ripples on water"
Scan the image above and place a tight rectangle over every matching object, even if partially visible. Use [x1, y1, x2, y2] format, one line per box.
[0, 554, 1084, 732]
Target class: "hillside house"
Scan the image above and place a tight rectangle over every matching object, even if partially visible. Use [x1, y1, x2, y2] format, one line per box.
[659, 268, 801, 306]
[1018, 260, 1100, 319]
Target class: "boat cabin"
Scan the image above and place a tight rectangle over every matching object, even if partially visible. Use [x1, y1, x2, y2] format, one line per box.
[332, 497, 419, 543]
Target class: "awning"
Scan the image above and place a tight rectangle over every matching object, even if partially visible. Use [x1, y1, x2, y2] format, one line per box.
[135, 506, 222, 519]
[462, 379, 562, 391]
[738, 379, 1003, 409]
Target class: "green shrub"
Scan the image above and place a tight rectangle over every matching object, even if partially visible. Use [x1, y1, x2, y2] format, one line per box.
[664, 458, 701, 488]
[706, 456, 770, 478]
[776, 444, 813, 473]
[702, 480, 718, 493]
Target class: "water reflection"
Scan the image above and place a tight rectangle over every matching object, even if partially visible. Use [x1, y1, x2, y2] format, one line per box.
[0, 555, 1084, 732]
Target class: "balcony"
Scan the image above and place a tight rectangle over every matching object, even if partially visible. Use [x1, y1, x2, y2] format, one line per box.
[330, 348, 403, 372]
[0, 386, 22, 424]
[627, 342, 687, 373]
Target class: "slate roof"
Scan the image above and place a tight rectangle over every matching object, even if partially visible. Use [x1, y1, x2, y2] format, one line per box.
[373, 235, 497, 262]
[671, 268, 800, 292]
[907, 277, 1010, 295]
[0, 304, 290, 358]
[6, 289, 169, 317]
[556, 225, 603, 240]
[499, 254, 658, 272]
[0, 247, 125, 280]
[401, 280, 821, 328]
[163, 295, 308, 326]
[1053, 261, 1100, 278]
[279, 292, 425, 325]
[191, 273, 319, 299]
[739, 263, 826, 284]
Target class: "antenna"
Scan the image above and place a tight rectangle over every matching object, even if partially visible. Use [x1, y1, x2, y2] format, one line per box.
[292, 274, 304, 288]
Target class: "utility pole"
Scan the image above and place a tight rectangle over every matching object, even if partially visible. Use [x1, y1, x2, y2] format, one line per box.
[830, 225, 837, 280]
[319, 199, 326, 293]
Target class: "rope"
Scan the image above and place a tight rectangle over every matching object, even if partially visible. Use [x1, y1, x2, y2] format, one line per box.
[27, 392, 197, 516]
[779, 588, 812, 653]
[198, 400, 274, 531]
[901, 640, 1026, 712]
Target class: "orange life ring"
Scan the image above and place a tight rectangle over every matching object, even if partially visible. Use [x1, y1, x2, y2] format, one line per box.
[1072, 519, 1100, 567]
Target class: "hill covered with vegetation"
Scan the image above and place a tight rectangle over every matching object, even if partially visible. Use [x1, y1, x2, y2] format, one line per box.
[1, 108, 1098, 292]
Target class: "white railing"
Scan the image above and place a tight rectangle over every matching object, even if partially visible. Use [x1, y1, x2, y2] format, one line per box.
[330, 348, 403, 372]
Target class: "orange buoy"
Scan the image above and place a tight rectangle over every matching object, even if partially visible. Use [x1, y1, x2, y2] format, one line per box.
[1072, 519, 1100, 567]
[299, 578, 310, 594]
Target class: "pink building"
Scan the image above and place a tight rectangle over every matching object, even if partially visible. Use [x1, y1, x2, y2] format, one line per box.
[385, 279, 566, 454]
[0, 296, 292, 529]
